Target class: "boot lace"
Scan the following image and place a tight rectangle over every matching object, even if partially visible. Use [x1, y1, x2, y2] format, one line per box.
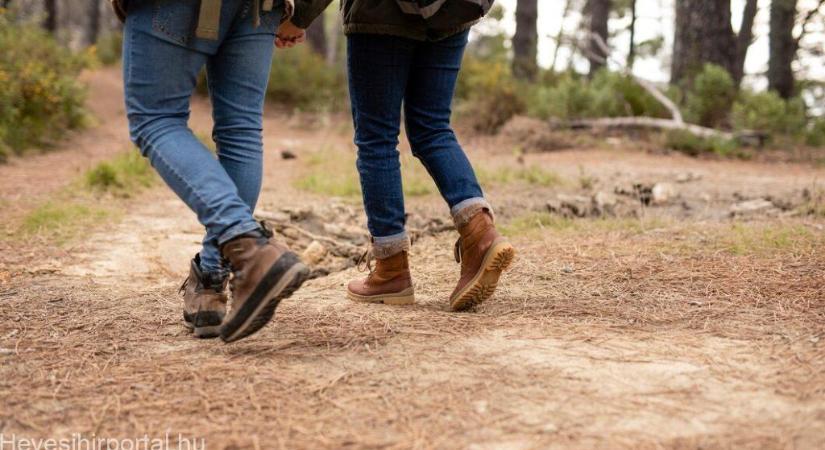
[356, 248, 375, 274]
[454, 238, 463, 264]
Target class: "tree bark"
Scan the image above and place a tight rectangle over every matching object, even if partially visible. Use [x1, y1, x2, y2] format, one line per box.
[550, 0, 572, 72]
[732, 0, 758, 86]
[512, 0, 539, 80]
[768, 0, 798, 98]
[587, 0, 610, 77]
[87, 0, 100, 46]
[306, 11, 327, 58]
[671, 0, 736, 86]
[627, 0, 637, 70]
[43, 0, 57, 34]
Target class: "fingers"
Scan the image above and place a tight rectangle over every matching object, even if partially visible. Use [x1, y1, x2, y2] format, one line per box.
[274, 31, 305, 49]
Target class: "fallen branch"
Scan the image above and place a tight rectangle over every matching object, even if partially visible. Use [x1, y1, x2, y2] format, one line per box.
[567, 117, 732, 140]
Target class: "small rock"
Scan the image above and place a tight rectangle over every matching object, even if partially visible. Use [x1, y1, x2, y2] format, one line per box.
[651, 182, 677, 205]
[556, 194, 592, 217]
[730, 199, 774, 215]
[675, 172, 702, 183]
[301, 240, 327, 265]
[561, 264, 574, 274]
[593, 191, 618, 215]
[281, 150, 297, 160]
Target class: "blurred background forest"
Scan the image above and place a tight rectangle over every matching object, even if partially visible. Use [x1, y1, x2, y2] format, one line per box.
[1, 0, 824, 163]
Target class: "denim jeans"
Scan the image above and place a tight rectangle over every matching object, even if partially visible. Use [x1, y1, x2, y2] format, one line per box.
[347, 30, 490, 258]
[123, 0, 283, 274]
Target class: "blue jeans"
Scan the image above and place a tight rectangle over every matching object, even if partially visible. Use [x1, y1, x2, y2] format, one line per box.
[123, 0, 283, 274]
[347, 30, 490, 258]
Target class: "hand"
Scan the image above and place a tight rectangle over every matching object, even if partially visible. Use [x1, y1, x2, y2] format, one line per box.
[276, 21, 306, 49]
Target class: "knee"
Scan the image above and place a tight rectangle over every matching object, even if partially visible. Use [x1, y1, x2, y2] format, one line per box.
[407, 124, 457, 157]
[127, 112, 188, 156]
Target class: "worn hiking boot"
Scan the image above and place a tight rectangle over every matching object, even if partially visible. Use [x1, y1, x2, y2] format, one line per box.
[347, 251, 414, 305]
[219, 223, 309, 343]
[449, 209, 515, 311]
[180, 255, 228, 339]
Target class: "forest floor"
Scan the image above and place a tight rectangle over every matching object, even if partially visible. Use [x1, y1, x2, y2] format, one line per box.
[1, 67, 824, 449]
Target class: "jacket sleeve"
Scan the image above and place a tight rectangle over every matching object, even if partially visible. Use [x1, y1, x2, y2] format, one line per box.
[290, 0, 335, 29]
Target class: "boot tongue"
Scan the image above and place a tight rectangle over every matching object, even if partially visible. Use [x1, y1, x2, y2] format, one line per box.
[201, 271, 228, 291]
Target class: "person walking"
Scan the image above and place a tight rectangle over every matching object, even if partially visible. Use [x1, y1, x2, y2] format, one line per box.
[112, 0, 311, 342]
[286, 0, 514, 311]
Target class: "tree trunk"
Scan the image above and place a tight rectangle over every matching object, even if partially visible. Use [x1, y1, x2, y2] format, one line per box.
[43, 0, 57, 34]
[587, 0, 610, 77]
[550, 0, 572, 72]
[671, 0, 736, 86]
[87, 0, 100, 46]
[512, 0, 539, 80]
[306, 11, 327, 58]
[627, 0, 637, 70]
[732, 0, 758, 86]
[768, 0, 797, 98]
[2, 0, 12, 9]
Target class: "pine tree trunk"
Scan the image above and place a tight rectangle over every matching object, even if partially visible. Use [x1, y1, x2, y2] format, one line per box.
[43, 0, 57, 34]
[627, 0, 637, 70]
[768, 0, 797, 98]
[306, 12, 327, 58]
[512, 0, 538, 80]
[671, 0, 736, 86]
[732, 0, 758, 86]
[87, 0, 100, 46]
[588, 0, 610, 77]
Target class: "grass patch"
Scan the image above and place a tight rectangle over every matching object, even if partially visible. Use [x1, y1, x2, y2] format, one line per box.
[501, 211, 666, 237]
[21, 201, 110, 241]
[476, 164, 564, 187]
[84, 151, 155, 196]
[718, 223, 819, 256]
[294, 147, 437, 198]
[664, 130, 748, 159]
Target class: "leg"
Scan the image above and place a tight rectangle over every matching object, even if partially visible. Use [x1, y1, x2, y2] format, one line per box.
[123, 11, 260, 252]
[403, 30, 489, 225]
[344, 33, 416, 305]
[198, 24, 278, 274]
[347, 33, 414, 258]
[403, 30, 514, 311]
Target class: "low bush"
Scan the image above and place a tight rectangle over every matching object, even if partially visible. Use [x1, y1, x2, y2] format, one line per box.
[267, 45, 347, 112]
[683, 64, 736, 128]
[731, 90, 808, 138]
[85, 151, 155, 196]
[664, 129, 743, 158]
[0, 13, 88, 160]
[95, 31, 123, 66]
[456, 56, 526, 133]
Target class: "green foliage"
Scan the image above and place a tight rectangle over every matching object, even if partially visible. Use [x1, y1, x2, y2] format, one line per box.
[664, 130, 743, 158]
[805, 118, 825, 147]
[267, 45, 346, 112]
[0, 13, 88, 158]
[85, 151, 155, 196]
[731, 90, 807, 137]
[476, 164, 564, 187]
[683, 64, 736, 127]
[21, 201, 109, 237]
[526, 70, 669, 121]
[95, 32, 123, 66]
[455, 56, 526, 133]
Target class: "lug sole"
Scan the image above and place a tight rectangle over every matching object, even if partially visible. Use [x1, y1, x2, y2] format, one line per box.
[449, 240, 515, 312]
[182, 311, 224, 339]
[346, 287, 415, 305]
[221, 255, 309, 343]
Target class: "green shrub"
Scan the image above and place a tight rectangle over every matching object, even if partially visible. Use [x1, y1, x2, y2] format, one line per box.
[0, 13, 88, 157]
[683, 64, 736, 127]
[95, 32, 123, 66]
[805, 118, 825, 147]
[665, 129, 743, 158]
[267, 45, 346, 112]
[525, 70, 669, 121]
[456, 56, 526, 133]
[731, 90, 808, 137]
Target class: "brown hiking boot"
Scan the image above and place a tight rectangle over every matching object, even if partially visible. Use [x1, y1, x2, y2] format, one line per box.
[180, 255, 228, 339]
[219, 224, 309, 343]
[347, 251, 414, 305]
[449, 209, 515, 311]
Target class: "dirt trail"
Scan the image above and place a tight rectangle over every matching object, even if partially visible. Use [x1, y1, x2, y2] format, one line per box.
[1, 70, 824, 449]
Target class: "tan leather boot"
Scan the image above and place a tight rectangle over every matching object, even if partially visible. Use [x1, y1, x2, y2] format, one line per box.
[450, 209, 515, 311]
[347, 251, 414, 305]
[180, 255, 227, 339]
[219, 224, 309, 343]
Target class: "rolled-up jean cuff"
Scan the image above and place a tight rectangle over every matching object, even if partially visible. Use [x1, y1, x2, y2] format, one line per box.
[371, 231, 411, 259]
[217, 220, 262, 247]
[451, 197, 494, 227]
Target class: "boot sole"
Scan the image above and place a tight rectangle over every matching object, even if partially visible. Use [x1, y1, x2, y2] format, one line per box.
[346, 287, 415, 305]
[183, 320, 222, 339]
[183, 312, 223, 339]
[449, 239, 515, 312]
[221, 253, 309, 343]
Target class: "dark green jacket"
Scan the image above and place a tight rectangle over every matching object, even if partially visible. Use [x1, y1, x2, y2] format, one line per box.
[292, 0, 476, 42]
